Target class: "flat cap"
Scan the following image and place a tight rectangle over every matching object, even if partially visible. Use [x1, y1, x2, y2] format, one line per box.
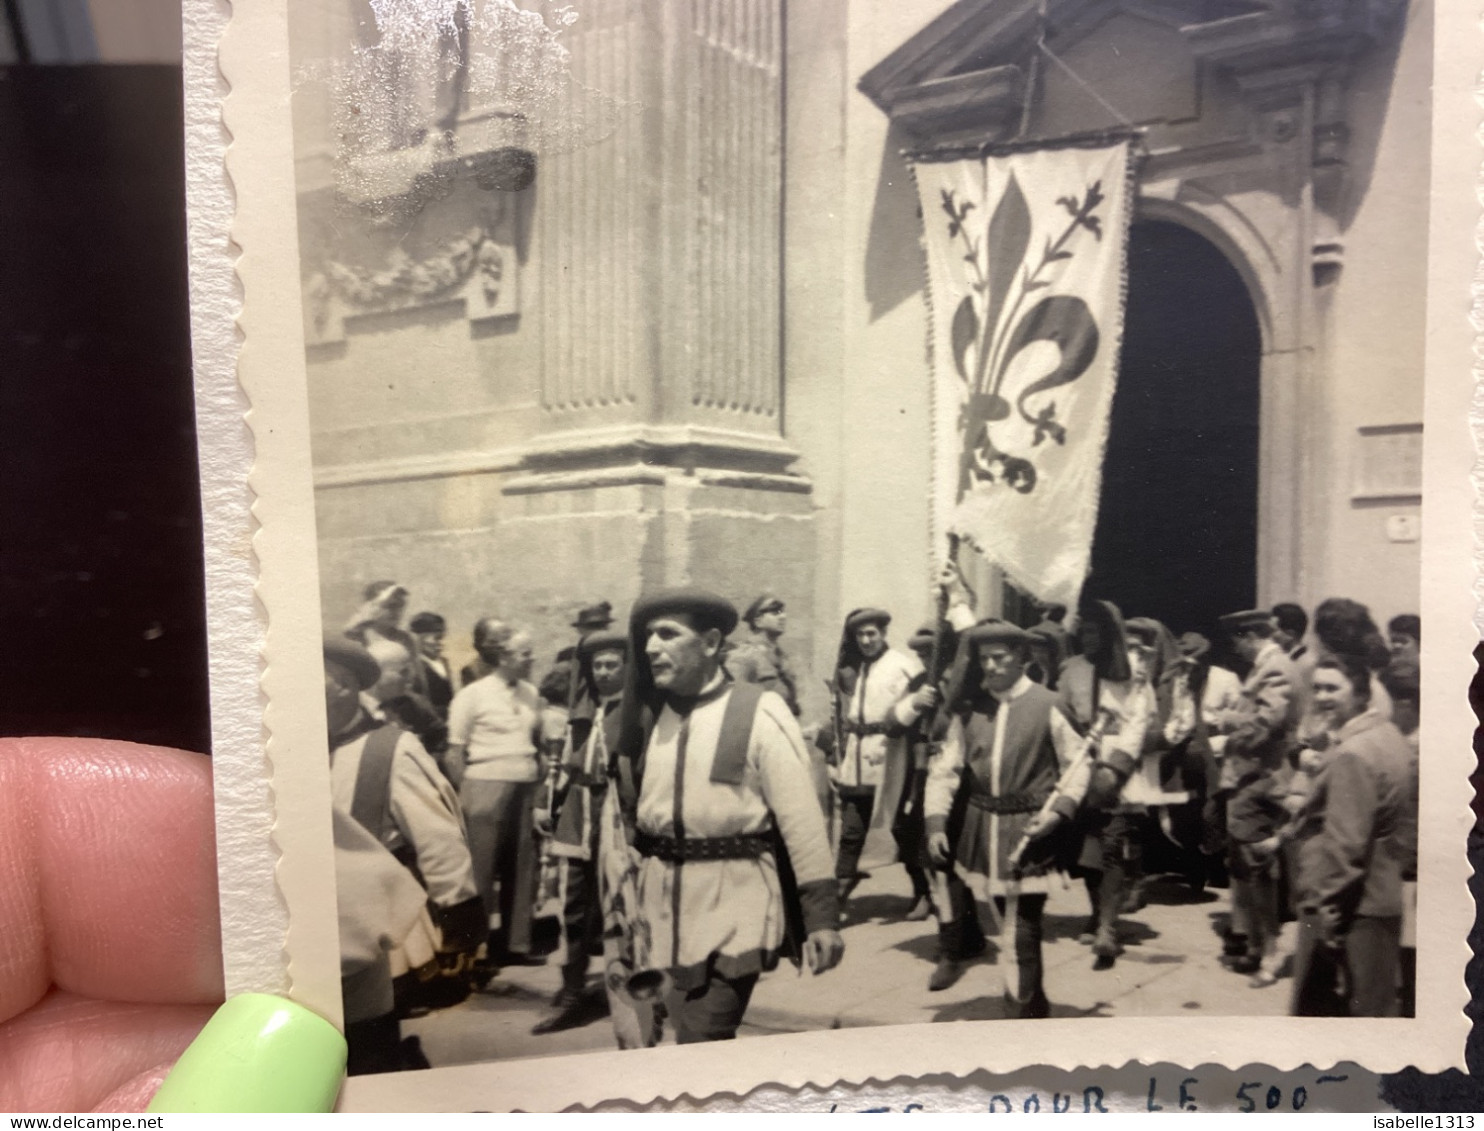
[571, 600, 615, 630]
[964, 619, 1031, 648]
[844, 607, 892, 634]
[1218, 608, 1274, 634]
[743, 592, 785, 625]
[325, 637, 383, 691]
[631, 588, 738, 637]
[578, 628, 629, 658]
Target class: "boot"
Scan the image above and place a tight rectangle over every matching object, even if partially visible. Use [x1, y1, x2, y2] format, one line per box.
[1092, 924, 1122, 970]
[531, 985, 589, 1035]
[928, 956, 966, 992]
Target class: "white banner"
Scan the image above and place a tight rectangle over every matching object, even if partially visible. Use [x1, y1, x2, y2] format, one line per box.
[912, 140, 1134, 609]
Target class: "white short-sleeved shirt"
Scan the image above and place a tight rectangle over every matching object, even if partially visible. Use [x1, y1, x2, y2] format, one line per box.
[447, 674, 542, 782]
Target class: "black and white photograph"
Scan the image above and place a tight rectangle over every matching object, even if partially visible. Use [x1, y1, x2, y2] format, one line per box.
[269, 0, 1458, 1095]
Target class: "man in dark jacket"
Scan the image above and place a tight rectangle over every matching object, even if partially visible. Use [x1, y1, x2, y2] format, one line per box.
[1217, 608, 1303, 986]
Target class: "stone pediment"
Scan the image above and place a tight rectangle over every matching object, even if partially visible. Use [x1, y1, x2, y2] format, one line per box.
[858, 0, 1406, 138]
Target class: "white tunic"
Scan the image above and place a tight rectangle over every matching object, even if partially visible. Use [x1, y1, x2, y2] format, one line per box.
[835, 647, 922, 789]
[634, 681, 834, 986]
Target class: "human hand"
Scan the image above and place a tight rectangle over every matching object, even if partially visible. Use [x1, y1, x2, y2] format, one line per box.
[0, 739, 346, 1113]
[928, 831, 951, 866]
[910, 685, 940, 714]
[801, 929, 845, 975]
[935, 562, 972, 609]
[0, 738, 224, 1112]
[1021, 809, 1062, 842]
[1086, 763, 1123, 809]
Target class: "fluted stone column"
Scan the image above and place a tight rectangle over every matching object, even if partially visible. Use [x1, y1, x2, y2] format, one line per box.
[501, 0, 815, 649]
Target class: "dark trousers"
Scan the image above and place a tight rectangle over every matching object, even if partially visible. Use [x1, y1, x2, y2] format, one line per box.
[1292, 911, 1401, 1017]
[939, 873, 1047, 1017]
[892, 769, 933, 899]
[835, 786, 876, 881]
[1080, 812, 1140, 933]
[460, 778, 538, 957]
[559, 855, 603, 991]
[1229, 841, 1279, 963]
[938, 869, 988, 959]
[665, 971, 760, 1043]
[345, 1012, 401, 1076]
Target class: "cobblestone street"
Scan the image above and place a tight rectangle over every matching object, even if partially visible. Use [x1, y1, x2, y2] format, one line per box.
[404, 862, 1291, 1068]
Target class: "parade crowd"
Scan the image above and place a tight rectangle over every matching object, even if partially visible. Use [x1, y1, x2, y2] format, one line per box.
[322, 572, 1422, 1074]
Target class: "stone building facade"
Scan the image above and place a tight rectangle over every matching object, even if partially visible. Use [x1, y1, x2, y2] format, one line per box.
[292, 0, 1427, 722]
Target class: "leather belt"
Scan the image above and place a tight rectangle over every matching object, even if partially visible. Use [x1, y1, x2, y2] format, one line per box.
[634, 829, 773, 863]
[966, 790, 1049, 815]
[842, 720, 893, 737]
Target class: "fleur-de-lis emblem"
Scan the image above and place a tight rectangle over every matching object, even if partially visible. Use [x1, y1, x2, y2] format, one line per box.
[941, 174, 1105, 499]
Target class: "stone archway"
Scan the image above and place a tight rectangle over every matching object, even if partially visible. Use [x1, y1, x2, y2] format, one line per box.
[1081, 219, 1262, 639]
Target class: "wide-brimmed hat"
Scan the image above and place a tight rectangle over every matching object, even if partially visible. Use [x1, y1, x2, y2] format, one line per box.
[571, 600, 615, 631]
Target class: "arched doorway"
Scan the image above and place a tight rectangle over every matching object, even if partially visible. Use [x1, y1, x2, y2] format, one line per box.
[1081, 219, 1262, 642]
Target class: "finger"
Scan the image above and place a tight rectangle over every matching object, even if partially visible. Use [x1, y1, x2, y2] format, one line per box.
[0, 988, 212, 1113]
[0, 738, 224, 1024]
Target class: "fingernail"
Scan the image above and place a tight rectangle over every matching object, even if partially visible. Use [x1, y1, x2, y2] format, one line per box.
[148, 993, 347, 1113]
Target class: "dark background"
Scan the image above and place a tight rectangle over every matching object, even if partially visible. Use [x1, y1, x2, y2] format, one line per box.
[0, 65, 209, 752]
[0, 61, 1481, 1111]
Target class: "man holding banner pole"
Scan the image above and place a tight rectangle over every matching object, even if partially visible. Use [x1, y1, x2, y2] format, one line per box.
[922, 570, 1092, 1013]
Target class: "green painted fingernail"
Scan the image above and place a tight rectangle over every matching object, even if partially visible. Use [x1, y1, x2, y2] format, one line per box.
[148, 993, 347, 1113]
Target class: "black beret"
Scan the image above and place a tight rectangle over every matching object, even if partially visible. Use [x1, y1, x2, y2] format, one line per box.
[907, 622, 937, 654]
[325, 637, 382, 691]
[631, 588, 738, 637]
[578, 629, 629, 658]
[844, 607, 891, 634]
[963, 619, 1031, 649]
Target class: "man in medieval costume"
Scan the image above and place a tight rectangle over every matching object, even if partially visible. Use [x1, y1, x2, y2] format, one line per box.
[532, 628, 628, 1036]
[825, 608, 925, 918]
[1057, 600, 1180, 969]
[922, 618, 1094, 1012]
[610, 588, 844, 1043]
